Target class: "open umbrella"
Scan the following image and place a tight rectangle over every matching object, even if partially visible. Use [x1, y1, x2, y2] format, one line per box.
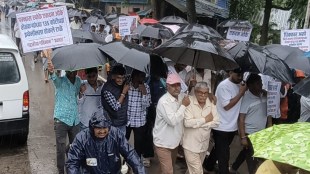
[85, 15, 107, 25]
[52, 43, 106, 71]
[228, 42, 294, 83]
[293, 76, 310, 98]
[132, 24, 174, 39]
[249, 123, 310, 172]
[265, 44, 310, 74]
[217, 19, 253, 28]
[99, 41, 166, 75]
[175, 24, 223, 38]
[71, 29, 93, 41]
[154, 32, 238, 70]
[159, 16, 189, 25]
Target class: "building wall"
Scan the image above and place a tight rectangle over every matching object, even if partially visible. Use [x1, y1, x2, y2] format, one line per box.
[104, 3, 149, 14]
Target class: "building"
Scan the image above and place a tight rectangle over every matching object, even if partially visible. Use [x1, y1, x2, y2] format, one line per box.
[101, 0, 150, 14]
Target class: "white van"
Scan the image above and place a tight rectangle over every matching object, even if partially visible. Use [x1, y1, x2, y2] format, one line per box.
[0, 34, 29, 145]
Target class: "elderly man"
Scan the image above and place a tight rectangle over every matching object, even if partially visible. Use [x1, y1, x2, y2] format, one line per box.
[182, 82, 219, 174]
[153, 73, 190, 174]
[66, 109, 145, 174]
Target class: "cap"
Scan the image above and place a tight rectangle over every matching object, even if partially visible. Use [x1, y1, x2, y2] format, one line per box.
[166, 73, 181, 85]
[232, 67, 243, 73]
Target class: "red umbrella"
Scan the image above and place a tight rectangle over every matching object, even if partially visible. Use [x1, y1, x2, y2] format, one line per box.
[139, 18, 158, 25]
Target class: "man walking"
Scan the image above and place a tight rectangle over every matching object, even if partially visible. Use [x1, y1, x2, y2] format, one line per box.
[204, 68, 247, 174]
[153, 73, 190, 174]
[47, 61, 81, 174]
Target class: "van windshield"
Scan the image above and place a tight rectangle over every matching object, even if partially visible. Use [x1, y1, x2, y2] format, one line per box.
[0, 53, 20, 84]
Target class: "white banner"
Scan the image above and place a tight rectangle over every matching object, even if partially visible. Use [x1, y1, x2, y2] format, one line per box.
[267, 81, 281, 117]
[16, 6, 73, 53]
[119, 16, 138, 36]
[226, 27, 252, 42]
[281, 29, 310, 51]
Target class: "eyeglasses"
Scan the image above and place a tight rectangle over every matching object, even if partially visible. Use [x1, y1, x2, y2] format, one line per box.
[196, 91, 209, 96]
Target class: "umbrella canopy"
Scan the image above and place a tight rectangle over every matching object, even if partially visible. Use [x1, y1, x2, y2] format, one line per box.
[176, 24, 223, 38]
[228, 42, 294, 83]
[163, 24, 181, 34]
[132, 24, 174, 39]
[90, 9, 105, 17]
[99, 41, 166, 74]
[52, 43, 106, 71]
[9, 1, 24, 6]
[139, 18, 158, 25]
[249, 123, 310, 172]
[85, 15, 107, 25]
[108, 14, 128, 26]
[293, 76, 310, 98]
[159, 16, 189, 25]
[68, 9, 89, 18]
[217, 19, 253, 28]
[265, 44, 310, 74]
[104, 13, 127, 21]
[26, 1, 38, 7]
[154, 32, 238, 70]
[71, 29, 93, 41]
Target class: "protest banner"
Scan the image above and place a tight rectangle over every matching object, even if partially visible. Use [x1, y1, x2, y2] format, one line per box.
[267, 81, 281, 117]
[16, 6, 73, 53]
[119, 16, 138, 36]
[226, 27, 252, 42]
[281, 29, 310, 51]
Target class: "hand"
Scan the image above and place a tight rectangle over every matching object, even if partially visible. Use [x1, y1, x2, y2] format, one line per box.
[138, 84, 147, 95]
[80, 84, 86, 93]
[182, 95, 190, 107]
[241, 138, 248, 148]
[122, 84, 130, 94]
[205, 113, 213, 123]
[239, 83, 247, 95]
[47, 60, 54, 74]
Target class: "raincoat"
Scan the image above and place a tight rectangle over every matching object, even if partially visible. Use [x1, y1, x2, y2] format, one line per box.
[66, 110, 145, 174]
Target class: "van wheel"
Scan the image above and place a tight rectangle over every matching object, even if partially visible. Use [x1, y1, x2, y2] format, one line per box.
[16, 133, 28, 145]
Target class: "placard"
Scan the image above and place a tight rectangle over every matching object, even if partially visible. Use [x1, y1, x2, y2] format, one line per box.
[16, 6, 73, 53]
[267, 81, 281, 117]
[226, 27, 252, 42]
[119, 16, 138, 36]
[281, 29, 310, 51]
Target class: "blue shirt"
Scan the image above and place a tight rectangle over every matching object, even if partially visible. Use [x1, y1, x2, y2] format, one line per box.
[50, 73, 81, 126]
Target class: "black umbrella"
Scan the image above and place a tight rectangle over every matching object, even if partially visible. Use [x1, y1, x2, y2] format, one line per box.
[132, 24, 174, 39]
[176, 24, 223, 38]
[153, 32, 238, 70]
[71, 29, 93, 41]
[293, 76, 310, 98]
[107, 14, 128, 26]
[85, 15, 107, 25]
[159, 16, 189, 25]
[90, 9, 105, 17]
[217, 19, 253, 28]
[265, 44, 310, 74]
[99, 41, 167, 75]
[52, 43, 107, 71]
[228, 42, 294, 83]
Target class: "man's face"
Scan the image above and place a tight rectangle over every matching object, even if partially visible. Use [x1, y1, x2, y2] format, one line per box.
[112, 74, 125, 85]
[74, 16, 79, 23]
[87, 72, 98, 86]
[142, 39, 150, 47]
[249, 79, 263, 94]
[175, 64, 186, 72]
[91, 26, 96, 32]
[195, 87, 209, 103]
[230, 72, 243, 84]
[66, 71, 77, 79]
[94, 127, 109, 138]
[167, 83, 181, 98]
[133, 73, 145, 84]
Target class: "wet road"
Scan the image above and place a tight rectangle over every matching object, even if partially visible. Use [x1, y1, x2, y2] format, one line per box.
[0, 13, 246, 174]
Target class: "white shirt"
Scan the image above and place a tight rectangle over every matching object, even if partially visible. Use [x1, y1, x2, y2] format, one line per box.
[299, 96, 310, 122]
[153, 92, 186, 149]
[70, 21, 82, 29]
[14, 22, 20, 38]
[214, 78, 242, 132]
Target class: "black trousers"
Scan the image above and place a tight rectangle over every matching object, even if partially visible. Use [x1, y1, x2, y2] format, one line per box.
[203, 130, 236, 174]
[143, 105, 157, 158]
[231, 137, 258, 174]
[126, 124, 146, 158]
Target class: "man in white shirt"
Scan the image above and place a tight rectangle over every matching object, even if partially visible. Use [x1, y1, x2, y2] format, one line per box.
[299, 96, 310, 122]
[153, 73, 190, 174]
[185, 68, 212, 94]
[70, 16, 82, 29]
[203, 68, 247, 174]
[167, 63, 188, 93]
[183, 82, 219, 174]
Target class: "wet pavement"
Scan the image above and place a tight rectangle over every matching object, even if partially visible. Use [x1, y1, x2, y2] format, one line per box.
[0, 13, 247, 174]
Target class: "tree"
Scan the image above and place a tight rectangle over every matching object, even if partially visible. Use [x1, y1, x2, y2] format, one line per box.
[186, 0, 197, 23]
[287, 0, 308, 28]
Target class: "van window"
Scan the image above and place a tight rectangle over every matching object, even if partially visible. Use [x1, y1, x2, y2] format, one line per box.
[0, 52, 20, 84]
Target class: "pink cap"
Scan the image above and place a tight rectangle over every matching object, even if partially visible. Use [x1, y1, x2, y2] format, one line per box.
[166, 73, 181, 84]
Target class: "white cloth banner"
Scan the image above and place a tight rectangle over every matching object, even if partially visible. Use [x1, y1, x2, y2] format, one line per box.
[16, 6, 73, 53]
[226, 27, 252, 42]
[119, 16, 137, 36]
[281, 29, 310, 51]
[267, 81, 281, 117]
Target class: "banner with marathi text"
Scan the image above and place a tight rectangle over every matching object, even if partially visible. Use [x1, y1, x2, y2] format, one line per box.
[281, 29, 310, 51]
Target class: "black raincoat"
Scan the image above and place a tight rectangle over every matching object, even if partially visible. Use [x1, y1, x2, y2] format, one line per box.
[66, 111, 145, 174]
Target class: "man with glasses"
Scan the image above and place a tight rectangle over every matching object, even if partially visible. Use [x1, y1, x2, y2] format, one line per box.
[204, 68, 247, 174]
[183, 82, 219, 174]
[101, 65, 129, 135]
[78, 67, 104, 130]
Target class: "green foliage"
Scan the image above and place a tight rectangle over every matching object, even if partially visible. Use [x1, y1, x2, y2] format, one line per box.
[228, 0, 263, 20]
[287, 0, 307, 28]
